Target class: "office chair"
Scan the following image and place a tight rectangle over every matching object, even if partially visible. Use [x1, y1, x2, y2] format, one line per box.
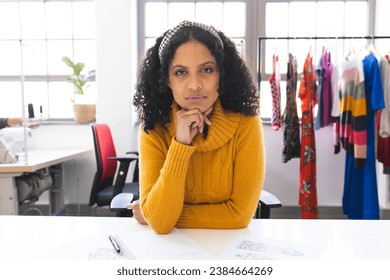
[112, 189, 282, 219]
[256, 190, 282, 219]
[89, 123, 139, 215]
[115, 181, 282, 219]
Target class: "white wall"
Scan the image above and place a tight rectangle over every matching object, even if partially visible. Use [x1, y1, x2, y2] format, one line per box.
[27, 0, 388, 210]
[95, 0, 138, 154]
[28, 0, 138, 206]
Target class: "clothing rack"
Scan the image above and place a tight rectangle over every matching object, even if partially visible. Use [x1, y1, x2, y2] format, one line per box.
[257, 35, 390, 88]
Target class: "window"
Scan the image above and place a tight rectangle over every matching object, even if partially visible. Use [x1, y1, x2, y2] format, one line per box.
[139, 1, 374, 121]
[139, 0, 247, 58]
[259, 0, 371, 119]
[0, 0, 95, 120]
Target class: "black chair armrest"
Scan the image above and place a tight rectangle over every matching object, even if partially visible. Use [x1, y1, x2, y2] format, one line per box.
[260, 190, 282, 208]
[126, 151, 139, 183]
[258, 190, 282, 219]
[107, 156, 138, 197]
[107, 155, 138, 162]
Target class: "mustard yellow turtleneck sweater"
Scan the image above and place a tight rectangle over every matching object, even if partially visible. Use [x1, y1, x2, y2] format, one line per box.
[139, 100, 265, 234]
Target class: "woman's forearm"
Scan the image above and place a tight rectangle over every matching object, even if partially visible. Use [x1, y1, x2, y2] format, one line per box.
[140, 135, 195, 234]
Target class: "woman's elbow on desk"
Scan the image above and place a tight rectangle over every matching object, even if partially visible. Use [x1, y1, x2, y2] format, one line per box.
[147, 220, 176, 234]
[152, 226, 175, 235]
[142, 211, 178, 234]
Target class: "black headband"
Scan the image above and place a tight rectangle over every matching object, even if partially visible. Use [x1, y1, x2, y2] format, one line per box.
[158, 21, 224, 63]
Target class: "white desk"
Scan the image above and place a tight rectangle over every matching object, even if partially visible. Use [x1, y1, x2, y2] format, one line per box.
[0, 216, 389, 260]
[0, 148, 92, 215]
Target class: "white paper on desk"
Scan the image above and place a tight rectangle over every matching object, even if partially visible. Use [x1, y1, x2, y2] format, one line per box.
[30, 236, 133, 260]
[218, 234, 320, 260]
[118, 228, 215, 260]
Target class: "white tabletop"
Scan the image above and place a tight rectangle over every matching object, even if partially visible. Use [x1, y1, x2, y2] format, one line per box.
[0, 148, 92, 173]
[0, 215, 389, 260]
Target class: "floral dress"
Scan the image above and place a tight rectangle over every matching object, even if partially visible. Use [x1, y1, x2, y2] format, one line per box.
[298, 52, 318, 219]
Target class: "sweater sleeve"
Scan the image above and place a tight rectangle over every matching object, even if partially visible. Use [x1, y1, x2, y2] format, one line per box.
[139, 128, 196, 234]
[176, 116, 265, 230]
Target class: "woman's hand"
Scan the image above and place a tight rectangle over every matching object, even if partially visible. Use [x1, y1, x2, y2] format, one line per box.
[127, 200, 148, 225]
[7, 118, 23, 127]
[7, 118, 40, 129]
[175, 107, 212, 145]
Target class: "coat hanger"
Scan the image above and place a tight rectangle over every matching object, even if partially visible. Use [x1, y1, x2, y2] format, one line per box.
[288, 38, 295, 56]
[358, 39, 369, 59]
[345, 46, 357, 60]
[333, 37, 340, 65]
[367, 36, 379, 56]
[308, 43, 313, 57]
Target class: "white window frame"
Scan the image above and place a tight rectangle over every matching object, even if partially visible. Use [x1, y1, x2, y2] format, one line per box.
[137, 0, 374, 97]
[137, 0, 256, 71]
[0, 0, 95, 122]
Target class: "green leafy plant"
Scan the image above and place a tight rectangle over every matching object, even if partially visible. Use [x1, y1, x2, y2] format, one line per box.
[61, 56, 89, 95]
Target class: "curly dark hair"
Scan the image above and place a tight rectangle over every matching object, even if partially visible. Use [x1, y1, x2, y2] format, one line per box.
[134, 22, 259, 133]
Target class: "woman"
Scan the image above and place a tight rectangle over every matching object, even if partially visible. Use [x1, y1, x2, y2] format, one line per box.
[132, 21, 265, 234]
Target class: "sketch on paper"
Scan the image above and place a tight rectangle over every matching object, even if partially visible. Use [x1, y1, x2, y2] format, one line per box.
[87, 235, 136, 260]
[236, 239, 304, 258]
[219, 234, 320, 260]
[88, 247, 132, 260]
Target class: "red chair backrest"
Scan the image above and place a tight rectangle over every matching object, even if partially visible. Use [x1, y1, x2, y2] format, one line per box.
[93, 124, 117, 182]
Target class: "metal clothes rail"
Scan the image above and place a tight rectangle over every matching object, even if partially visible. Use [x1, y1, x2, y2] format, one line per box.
[257, 35, 390, 88]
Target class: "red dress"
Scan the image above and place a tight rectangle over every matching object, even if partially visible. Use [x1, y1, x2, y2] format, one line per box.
[298, 52, 318, 219]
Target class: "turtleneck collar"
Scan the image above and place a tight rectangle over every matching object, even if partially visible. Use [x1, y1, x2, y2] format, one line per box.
[167, 99, 240, 152]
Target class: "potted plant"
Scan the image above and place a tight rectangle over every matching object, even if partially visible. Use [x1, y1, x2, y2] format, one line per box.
[61, 56, 96, 123]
